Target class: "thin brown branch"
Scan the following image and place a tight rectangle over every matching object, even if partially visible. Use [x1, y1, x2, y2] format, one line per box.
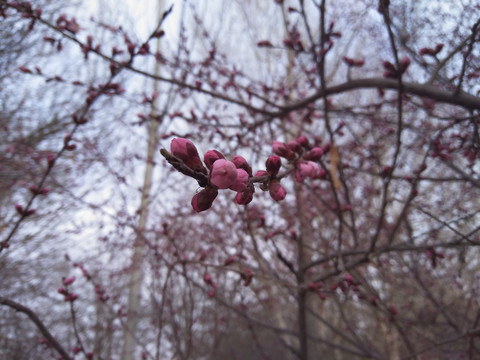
[0, 297, 73, 360]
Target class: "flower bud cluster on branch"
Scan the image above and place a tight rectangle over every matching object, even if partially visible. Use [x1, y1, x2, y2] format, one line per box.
[161, 135, 331, 212]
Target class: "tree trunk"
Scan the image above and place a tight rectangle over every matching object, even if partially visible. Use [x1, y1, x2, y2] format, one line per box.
[120, 1, 164, 358]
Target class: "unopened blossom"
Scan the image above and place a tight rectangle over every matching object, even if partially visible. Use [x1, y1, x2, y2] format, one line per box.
[232, 155, 252, 176]
[191, 186, 218, 212]
[204, 150, 225, 170]
[296, 161, 321, 182]
[63, 276, 76, 286]
[203, 273, 213, 284]
[266, 155, 281, 176]
[210, 159, 237, 189]
[305, 147, 324, 161]
[230, 168, 249, 192]
[170, 138, 207, 174]
[272, 141, 294, 159]
[242, 268, 253, 286]
[399, 56, 411, 73]
[287, 139, 302, 154]
[269, 181, 286, 201]
[296, 135, 310, 148]
[234, 185, 255, 205]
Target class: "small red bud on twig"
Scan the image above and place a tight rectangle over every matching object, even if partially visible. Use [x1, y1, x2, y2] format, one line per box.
[63, 276, 76, 286]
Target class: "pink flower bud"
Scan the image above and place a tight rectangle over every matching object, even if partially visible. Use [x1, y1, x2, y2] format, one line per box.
[203, 150, 224, 170]
[380, 165, 392, 178]
[234, 185, 255, 205]
[224, 255, 236, 266]
[308, 282, 322, 291]
[399, 56, 410, 73]
[388, 305, 398, 316]
[272, 141, 294, 159]
[19, 65, 32, 73]
[343, 56, 355, 66]
[170, 138, 207, 174]
[15, 204, 24, 215]
[127, 43, 135, 56]
[344, 273, 354, 284]
[191, 186, 218, 212]
[287, 140, 302, 154]
[305, 147, 324, 161]
[203, 273, 212, 284]
[269, 181, 286, 201]
[232, 155, 252, 176]
[296, 135, 310, 148]
[64, 133, 72, 146]
[265, 155, 281, 176]
[322, 143, 331, 154]
[63, 276, 76, 286]
[295, 170, 305, 183]
[47, 153, 55, 168]
[254, 170, 269, 177]
[65, 293, 78, 302]
[210, 159, 237, 189]
[298, 161, 320, 179]
[257, 40, 272, 47]
[25, 209, 36, 216]
[241, 268, 253, 286]
[419, 47, 434, 56]
[229, 168, 249, 192]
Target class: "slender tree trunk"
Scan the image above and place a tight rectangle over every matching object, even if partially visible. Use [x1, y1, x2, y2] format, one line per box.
[120, 1, 164, 358]
[295, 184, 313, 360]
[93, 299, 104, 359]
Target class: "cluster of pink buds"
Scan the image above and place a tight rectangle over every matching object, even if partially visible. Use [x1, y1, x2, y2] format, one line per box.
[56, 13, 80, 34]
[15, 203, 36, 217]
[161, 134, 329, 212]
[203, 273, 217, 297]
[382, 56, 411, 78]
[241, 268, 253, 286]
[29, 185, 50, 195]
[94, 284, 109, 302]
[73, 262, 91, 280]
[161, 138, 254, 212]
[330, 273, 361, 294]
[58, 276, 78, 302]
[419, 43, 443, 57]
[72, 346, 93, 358]
[307, 281, 325, 300]
[269, 137, 327, 184]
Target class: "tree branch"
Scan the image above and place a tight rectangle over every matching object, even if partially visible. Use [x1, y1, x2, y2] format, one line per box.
[278, 77, 480, 112]
[0, 297, 73, 360]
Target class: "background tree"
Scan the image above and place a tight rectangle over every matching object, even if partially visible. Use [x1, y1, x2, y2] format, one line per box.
[1, 0, 480, 359]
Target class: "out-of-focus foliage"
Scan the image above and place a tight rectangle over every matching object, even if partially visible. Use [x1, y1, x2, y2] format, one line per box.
[1, 0, 480, 359]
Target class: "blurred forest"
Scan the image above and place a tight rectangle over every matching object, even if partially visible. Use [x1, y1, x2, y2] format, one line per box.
[1, 0, 480, 359]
